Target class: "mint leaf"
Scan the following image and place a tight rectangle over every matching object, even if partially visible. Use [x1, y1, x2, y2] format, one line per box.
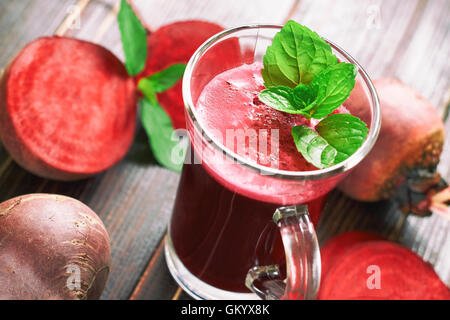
[308, 62, 357, 119]
[261, 20, 337, 88]
[138, 64, 188, 172]
[293, 83, 317, 110]
[264, 63, 357, 120]
[259, 86, 302, 114]
[118, 0, 147, 76]
[140, 96, 187, 172]
[316, 113, 368, 163]
[292, 126, 337, 169]
[259, 85, 319, 117]
[292, 114, 368, 168]
[139, 64, 186, 93]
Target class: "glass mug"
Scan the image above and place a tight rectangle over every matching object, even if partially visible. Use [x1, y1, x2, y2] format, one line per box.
[165, 25, 381, 300]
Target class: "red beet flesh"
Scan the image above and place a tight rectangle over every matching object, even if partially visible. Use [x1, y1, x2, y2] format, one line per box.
[0, 37, 137, 180]
[319, 232, 450, 300]
[320, 231, 384, 282]
[137, 20, 242, 129]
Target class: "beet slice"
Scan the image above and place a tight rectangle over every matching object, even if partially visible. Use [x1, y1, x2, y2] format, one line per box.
[137, 20, 243, 129]
[0, 194, 110, 299]
[0, 37, 136, 180]
[320, 231, 384, 282]
[318, 235, 450, 300]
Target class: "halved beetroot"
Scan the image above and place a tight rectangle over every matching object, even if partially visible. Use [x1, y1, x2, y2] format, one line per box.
[318, 233, 450, 300]
[0, 37, 136, 180]
[137, 20, 243, 129]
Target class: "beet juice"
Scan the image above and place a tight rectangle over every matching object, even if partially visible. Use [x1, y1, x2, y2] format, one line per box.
[170, 63, 328, 293]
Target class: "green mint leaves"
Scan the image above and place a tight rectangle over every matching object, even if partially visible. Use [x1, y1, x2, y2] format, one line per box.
[309, 62, 357, 119]
[118, 0, 147, 76]
[118, 1, 187, 172]
[292, 125, 337, 169]
[260, 20, 367, 169]
[258, 86, 305, 115]
[138, 64, 187, 172]
[259, 62, 356, 119]
[139, 96, 187, 172]
[139, 64, 186, 93]
[261, 20, 337, 87]
[316, 114, 368, 163]
[138, 65, 187, 173]
[292, 114, 368, 168]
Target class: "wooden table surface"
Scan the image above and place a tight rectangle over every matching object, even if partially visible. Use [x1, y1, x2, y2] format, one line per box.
[0, 0, 449, 300]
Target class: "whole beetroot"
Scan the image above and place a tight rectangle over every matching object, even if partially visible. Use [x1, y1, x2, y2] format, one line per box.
[339, 78, 447, 215]
[0, 194, 110, 299]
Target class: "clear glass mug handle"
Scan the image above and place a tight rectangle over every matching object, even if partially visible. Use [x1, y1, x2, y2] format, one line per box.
[245, 205, 321, 300]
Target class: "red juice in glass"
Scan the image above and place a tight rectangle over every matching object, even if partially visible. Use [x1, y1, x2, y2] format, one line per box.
[166, 25, 380, 300]
[170, 62, 327, 293]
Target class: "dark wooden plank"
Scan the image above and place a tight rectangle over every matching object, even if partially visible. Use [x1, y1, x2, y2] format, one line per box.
[177, 291, 195, 301]
[129, 238, 180, 300]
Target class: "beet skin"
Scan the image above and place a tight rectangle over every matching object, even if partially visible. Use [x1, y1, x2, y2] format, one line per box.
[340, 78, 445, 201]
[0, 37, 137, 181]
[0, 194, 110, 299]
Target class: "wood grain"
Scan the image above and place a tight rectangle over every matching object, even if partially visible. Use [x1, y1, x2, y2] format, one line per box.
[133, 0, 297, 30]
[129, 237, 180, 300]
[0, 0, 78, 67]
